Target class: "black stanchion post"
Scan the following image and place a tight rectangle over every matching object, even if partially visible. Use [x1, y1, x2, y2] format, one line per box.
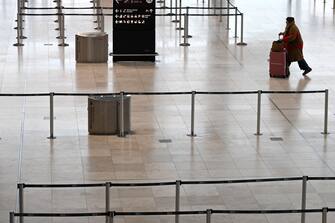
[101, 15, 105, 32]
[180, 14, 189, 45]
[301, 176, 308, 223]
[9, 212, 15, 223]
[322, 207, 328, 223]
[106, 182, 111, 223]
[55, 0, 61, 30]
[321, 89, 329, 135]
[14, 13, 24, 46]
[236, 13, 247, 45]
[226, 0, 230, 30]
[20, 0, 27, 40]
[206, 209, 212, 223]
[168, 0, 174, 15]
[254, 90, 262, 136]
[119, 92, 125, 137]
[162, 0, 168, 9]
[187, 91, 196, 135]
[111, 211, 115, 223]
[176, 0, 184, 30]
[175, 180, 181, 223]
[234, 7, 238, 38]
[92, 0, 98, 23]
[58, 14, 69, 46]
[183, 7, 192, 38]
[18, 183, 24, 223]
[172, 0, 179, 22]
[219, 0, 222, 22]
[48, 92, 56, 139]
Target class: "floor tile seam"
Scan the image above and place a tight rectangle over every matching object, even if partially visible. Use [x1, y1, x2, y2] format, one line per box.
[74, 102, 91, 214]
[15, 93, 27, 215]
[213, 31, 245, 67]
[268, 95, 335, 177]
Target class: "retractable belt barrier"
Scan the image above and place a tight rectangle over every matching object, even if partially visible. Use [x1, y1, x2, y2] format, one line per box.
[14, 0, 247, 47]
[10, 176, 335, 223]
[0, 89, 329, 138]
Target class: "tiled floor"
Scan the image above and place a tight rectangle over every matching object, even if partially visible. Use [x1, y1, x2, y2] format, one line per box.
[1, 0, 335, 222]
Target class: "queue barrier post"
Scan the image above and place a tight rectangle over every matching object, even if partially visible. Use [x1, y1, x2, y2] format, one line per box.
[18, 183, 24, 223]
[180, 14, 190, 46]
[322, 207, 328, 223]
[105, 182, 111, 223]
[48, 92, 56, 139]
[234, 7, 238, 38]
[255, 90, 262, 136]
[322, 89, 329, 135]
[187, 91, 196, 136]
[236, 13, 247, 45]
[226, 0, 230, 30]
[301, 176, 308, 223]
[175, 180, 181, 223]
[119, 91, 125, 137]
[9, 212, 15, 223]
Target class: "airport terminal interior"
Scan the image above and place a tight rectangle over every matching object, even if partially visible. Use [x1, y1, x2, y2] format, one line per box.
[1, 0, 335, 222]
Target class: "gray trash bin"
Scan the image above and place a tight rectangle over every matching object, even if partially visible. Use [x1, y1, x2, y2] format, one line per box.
[76, 32, 108, 63]
[88, 95, 131, 135]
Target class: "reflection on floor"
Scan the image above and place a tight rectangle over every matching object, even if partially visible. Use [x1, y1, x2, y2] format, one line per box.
[0, 0, 335, 222]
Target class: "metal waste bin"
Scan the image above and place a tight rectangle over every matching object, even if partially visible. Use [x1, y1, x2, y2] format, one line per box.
[88, 95, 131, 135]
[76, 32, 108, 63]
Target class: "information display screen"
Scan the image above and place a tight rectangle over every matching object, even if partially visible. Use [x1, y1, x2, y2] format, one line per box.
[113, 0, 155, 62]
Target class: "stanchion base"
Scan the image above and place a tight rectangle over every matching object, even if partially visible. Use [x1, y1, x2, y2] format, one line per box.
[47, 136, 56, 139]
[118, 134, 126, 138]
[167, 13, 175, 16]
[171, 20, 180, 23]
[187, 134, 197, 137]
[58, 43, 69, 47]
[237, 42, 247, 46]
[182, 35, 192, 38]
[321, 132, 330, 135]
[180, 43, 190, 46]
[254, 133, 263, 136]
[13, 43, 24, 46]
[176, 27, 184, 30]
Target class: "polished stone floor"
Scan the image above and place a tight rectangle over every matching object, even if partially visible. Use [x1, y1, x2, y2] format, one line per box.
[1, 0, 335, 222]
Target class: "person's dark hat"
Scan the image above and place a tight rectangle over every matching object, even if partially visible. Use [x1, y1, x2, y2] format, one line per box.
[286, 17, 295, 23]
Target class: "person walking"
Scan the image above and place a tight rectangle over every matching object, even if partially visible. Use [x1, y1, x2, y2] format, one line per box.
[279, 17, 312, 76]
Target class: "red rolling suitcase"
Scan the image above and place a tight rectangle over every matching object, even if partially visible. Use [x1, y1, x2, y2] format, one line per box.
[269, 51, 289, 78]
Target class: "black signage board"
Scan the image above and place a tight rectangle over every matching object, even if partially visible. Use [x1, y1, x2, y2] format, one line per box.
[113, 0, 155, 62]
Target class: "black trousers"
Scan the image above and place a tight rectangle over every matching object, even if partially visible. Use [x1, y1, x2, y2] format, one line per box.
[287, 59, 311, 71]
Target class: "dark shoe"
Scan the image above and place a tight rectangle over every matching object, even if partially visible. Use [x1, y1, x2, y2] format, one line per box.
[302, 68, 312, 76]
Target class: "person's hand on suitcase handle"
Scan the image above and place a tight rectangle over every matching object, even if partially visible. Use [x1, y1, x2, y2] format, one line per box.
[278, 32, 284, 41]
